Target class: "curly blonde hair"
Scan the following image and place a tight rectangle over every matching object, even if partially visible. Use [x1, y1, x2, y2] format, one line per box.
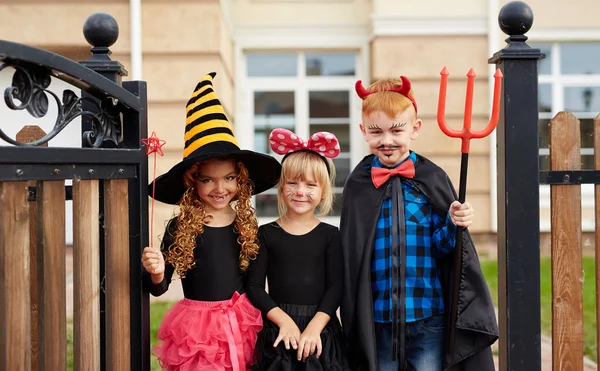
[164, 157, 259, 277]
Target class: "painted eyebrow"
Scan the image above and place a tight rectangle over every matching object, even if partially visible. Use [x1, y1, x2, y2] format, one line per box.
[367, 125, 381, 130]
[391, 122, 407, 128]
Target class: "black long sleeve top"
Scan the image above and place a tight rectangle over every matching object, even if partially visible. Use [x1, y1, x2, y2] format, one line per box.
[245, 222, 343, 318]
[148, 219, 245, 301]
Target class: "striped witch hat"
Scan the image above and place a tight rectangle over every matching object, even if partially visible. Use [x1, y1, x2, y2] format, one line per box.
[150, 72, 281, 205]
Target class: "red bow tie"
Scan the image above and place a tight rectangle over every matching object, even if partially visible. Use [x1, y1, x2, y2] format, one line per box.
[371, 161, 415, 188]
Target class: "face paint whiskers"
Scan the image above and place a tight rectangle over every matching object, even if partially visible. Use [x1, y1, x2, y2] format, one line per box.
[285, 186, 296, 199]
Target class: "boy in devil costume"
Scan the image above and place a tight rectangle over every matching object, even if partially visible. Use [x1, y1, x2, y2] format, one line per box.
[340, 75, 498, 371]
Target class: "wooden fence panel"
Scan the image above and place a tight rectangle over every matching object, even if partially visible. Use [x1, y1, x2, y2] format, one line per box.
[595, 113, 600, 366]
[36, 180, 66, 370]
[72, 179, 100, 371]
[104, 179, 131, 368]
[16, 126, 47, 371]
[0, 182, 31, 370]
[550, 111, 583, 370]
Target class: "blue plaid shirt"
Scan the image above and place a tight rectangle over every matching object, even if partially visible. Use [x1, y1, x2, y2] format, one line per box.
[371, 152, 457, 323]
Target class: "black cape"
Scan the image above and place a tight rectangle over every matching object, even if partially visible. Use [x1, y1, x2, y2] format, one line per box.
[339, 154, 498, 371]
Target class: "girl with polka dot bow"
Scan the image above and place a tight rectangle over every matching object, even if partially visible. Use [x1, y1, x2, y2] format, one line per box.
[245, 129, 351, 370]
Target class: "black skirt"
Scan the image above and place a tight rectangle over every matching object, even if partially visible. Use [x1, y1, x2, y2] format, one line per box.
[253, 303, 352, 371]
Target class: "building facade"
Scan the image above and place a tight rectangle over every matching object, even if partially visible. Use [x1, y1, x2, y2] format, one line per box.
[1, 0, 599, 247]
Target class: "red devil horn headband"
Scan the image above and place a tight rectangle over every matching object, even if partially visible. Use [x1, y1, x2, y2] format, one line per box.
[355, 75, 418, 114]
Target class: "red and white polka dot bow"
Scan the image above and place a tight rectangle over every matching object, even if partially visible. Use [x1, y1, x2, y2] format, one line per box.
[269, 128, 341, 158]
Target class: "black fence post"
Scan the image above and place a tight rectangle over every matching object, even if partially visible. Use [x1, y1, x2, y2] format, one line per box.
[122, 79, 150, 371]
[79, 13, 128, 371]
[488, 1, 544, 370]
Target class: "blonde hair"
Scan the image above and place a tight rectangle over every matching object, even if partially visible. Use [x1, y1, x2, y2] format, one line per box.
[163, 157, 259, 277]
[277, 151, 335, 217]
[361, 78, 416, 118]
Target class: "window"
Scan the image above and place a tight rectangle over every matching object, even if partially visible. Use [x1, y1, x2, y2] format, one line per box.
[535, 42, 600, 171]
[247, 54, 297, 77]
[534, 42, 600, 230]
[246, 51, 358, 218]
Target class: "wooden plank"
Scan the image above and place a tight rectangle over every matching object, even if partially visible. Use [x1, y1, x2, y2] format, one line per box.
[72, 179, 100, 371]
[28, 192, 40, 371]
[104, 179, 131, 368]
[549, 111, 583, 371]
[594, 113, 600, 366]
[36, 181, 66, 370]
[0, 182, 31, 370]
[16, 126, 47, 371]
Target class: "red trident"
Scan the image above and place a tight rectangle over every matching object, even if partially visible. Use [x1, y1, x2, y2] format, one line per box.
[438, 67, 503, 154]
[437, 66, 503, 352]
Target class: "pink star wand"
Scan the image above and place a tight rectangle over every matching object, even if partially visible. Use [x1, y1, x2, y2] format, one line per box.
[141, 132, 166, 247]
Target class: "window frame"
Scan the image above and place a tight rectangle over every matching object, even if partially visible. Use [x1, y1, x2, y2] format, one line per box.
[234, 31, 371, 226]
[246, 53, 358, 222]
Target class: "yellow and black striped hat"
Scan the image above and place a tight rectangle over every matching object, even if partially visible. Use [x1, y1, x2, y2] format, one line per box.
[150, 72, 281, 205]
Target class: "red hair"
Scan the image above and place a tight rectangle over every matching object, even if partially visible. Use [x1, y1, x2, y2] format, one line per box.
[356, 76, 417, 118]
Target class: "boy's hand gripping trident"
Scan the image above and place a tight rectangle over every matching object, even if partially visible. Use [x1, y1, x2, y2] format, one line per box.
[437, 67, 503, 352]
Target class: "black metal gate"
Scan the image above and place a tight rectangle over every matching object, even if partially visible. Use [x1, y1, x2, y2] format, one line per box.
[0, 12, 149, 371]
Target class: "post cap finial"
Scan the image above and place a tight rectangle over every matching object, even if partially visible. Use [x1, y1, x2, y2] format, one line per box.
[83, 12, 119, 48]
[498, 1, 534, 36]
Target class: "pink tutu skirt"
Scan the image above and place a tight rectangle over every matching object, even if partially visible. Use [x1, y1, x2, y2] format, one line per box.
[153, 292, 263, 371]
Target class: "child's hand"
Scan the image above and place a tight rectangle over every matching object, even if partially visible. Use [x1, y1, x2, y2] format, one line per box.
[297, 323, 323, 361]
[274, 317, 301, 350]
[449, 201, 474, 228]
[141, 246, 165, 275]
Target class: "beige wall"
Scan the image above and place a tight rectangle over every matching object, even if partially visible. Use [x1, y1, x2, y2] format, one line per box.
[0, 3, 130, 52]
[371, 35, 492, 232]
[231, 0, 371, 26]
[373, 0, 486, 18]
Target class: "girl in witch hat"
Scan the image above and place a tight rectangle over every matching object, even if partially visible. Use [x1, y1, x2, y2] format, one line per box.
[141, 72, 281, 371]
[245, 128, 351, 370]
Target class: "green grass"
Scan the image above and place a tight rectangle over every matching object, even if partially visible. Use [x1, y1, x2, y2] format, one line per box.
[67, 318, 73, 370]
[481, 257, 598, 362]
[150, 301, 175, 370]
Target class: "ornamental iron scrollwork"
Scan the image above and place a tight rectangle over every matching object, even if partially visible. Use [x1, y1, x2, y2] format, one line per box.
[0, 61, 122, 148]
[82, 96, 121, 148]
